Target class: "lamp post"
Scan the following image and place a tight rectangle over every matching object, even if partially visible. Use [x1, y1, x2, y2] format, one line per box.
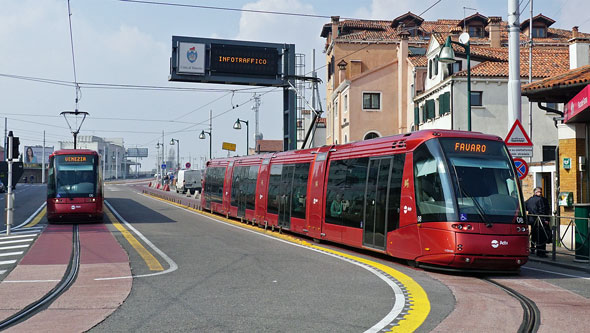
[438, 33, 471, 131]
[199, 130, 211, 160]
[170, 138, 179, 171]
[156, 142, 163, 185]
[233, 118, 249, 155]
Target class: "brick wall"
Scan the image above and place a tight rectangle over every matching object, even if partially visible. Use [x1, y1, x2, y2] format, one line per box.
[558, 138, 586, 218]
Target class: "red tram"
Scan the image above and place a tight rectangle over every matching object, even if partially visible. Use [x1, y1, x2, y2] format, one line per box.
[47, 149, 104, 222]
[201, 130, 529, 271]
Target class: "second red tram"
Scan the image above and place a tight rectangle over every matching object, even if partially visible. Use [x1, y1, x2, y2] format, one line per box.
[201, 130, 529, 271]
[47, 149, 104, 222]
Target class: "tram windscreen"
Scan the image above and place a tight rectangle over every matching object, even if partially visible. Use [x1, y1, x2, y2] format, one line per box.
[441, 139, 523, 223]
[53, 155, 98, 197]
[414, 138, 524, 223]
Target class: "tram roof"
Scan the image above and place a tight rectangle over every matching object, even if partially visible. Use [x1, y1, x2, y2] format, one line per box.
[51, 149, 99, 156]
[205, 129, 503, 166]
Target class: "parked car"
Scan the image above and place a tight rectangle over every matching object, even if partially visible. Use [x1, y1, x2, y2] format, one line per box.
[0, 181, 5, 193]
[175, 169, 202, 194]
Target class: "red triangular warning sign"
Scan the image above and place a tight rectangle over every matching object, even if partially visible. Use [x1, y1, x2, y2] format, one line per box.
[505, 119, 533, 146]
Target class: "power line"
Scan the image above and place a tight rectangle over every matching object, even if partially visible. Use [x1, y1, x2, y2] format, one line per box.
[66, 0, 81, 108]
[0, 72, 276, 93]
[119, 0, 340, 19]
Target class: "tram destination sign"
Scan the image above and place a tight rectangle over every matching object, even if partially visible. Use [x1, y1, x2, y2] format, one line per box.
[170, 36, 291, 87]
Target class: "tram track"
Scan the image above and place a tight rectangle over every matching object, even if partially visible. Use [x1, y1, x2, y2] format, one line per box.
[484, 278, 540, 333]
[0, 225, 80, 330]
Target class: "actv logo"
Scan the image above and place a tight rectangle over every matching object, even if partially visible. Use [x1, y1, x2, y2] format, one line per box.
[491, 240, 509, 248]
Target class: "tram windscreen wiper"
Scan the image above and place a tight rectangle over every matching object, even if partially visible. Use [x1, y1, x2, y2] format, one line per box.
[450, 164, 493, 228]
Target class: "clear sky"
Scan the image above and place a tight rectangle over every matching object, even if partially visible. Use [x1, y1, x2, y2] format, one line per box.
[1, 0, 589, 171]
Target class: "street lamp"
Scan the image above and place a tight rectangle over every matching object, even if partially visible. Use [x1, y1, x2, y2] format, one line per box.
[233, 118, 249, 155]
[156, 142, 163, 185]
[170, 138, 179, 171]
[439, 33, 471, 131]
[199, 130, 211, 160]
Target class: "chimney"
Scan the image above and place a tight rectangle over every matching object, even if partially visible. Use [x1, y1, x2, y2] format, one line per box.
[337, 60, 347, 83]
[488, 16, 502, 48]
[569, 28, 590, 69]
[331, 16, 340, 40]
[398, 31, 409, 133]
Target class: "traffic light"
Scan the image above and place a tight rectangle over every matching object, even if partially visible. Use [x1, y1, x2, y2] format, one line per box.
[7, 131, 19, 160]
[11, 136, 19, 160]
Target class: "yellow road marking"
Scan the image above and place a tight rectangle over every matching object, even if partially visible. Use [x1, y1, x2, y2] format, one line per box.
[143, 192, 431, 330]
[24, 207, 46, 228]
[105, 206, 163, 271]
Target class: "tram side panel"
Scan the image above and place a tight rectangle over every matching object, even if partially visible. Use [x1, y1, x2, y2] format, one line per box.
[306, 150, 331, 240]
[255, 159, 271, 226]
[387, 151, 423, 260]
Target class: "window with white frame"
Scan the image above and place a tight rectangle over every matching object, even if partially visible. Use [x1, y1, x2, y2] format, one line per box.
[343, 94, 348, 113]
[362, 92, 381, 110]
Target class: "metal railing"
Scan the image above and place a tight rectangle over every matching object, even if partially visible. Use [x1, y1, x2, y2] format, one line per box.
[528, 213, 590, 264]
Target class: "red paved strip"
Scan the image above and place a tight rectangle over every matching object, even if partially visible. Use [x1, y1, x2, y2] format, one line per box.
[79, 224, 129, 264]
[19, 225, 72, 265]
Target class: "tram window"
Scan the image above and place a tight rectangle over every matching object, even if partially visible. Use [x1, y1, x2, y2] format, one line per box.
[326, 160, 347, 226]
[387, 154, 405, 232]
[267, 164, 283, 214]
[246, 166, 259, 211]
[326, 158, 368, 228]
[206, 167, 225, 204]
[414, 143, 456, 222]
[291, 163, 310, 219]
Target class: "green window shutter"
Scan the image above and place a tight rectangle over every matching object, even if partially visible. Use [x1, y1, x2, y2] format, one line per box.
[414, 106, 419, 126]
[426, 99, 435, 120]
[440, 92, 450, 116]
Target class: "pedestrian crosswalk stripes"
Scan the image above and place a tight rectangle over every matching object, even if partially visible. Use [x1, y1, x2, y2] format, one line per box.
[0, 228, 40, 277]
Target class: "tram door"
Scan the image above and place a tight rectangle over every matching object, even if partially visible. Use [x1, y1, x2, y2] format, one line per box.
[277, 165, 295, 229]
[363, 157, 392, 250]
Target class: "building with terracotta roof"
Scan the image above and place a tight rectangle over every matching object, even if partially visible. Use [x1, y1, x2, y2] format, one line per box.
[321, 11, 588, 207]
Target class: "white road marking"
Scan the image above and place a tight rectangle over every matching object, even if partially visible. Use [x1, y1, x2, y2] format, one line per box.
[0, 270, 5, 275]
[95, 200, 178, 280]
[0, 244, 29, 251]
[0, 260, 17, 266]
[0, 239, 34, 245]
[0, 251, 24, 257]
[523, 266, 590, 280]
[0, 234, 38, 240]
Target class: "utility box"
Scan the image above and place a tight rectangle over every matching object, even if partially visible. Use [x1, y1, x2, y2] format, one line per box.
[558, 192, 574, 207]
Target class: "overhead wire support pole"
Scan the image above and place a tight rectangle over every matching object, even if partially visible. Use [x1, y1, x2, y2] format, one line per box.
[285, 77, 323, 149]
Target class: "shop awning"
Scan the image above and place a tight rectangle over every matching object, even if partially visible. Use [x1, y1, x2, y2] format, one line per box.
[565, 84, 590, 123]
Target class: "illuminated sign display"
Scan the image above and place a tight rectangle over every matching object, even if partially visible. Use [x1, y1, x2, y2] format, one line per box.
[64, 156, 88, 162]
[454, 142, 487, 153]
[210, 44, 279, 77]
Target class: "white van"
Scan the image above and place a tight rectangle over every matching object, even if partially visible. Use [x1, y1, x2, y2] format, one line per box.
[176, 169, 202, 194]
